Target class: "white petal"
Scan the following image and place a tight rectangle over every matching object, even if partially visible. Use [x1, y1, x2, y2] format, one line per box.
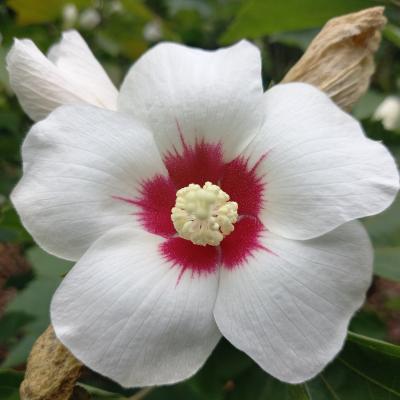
[6, 32, 117, 121]
[47, 30, 118, 110]
[7, 39, 83, 121]
[51, 225, 221, 388]
[244, 83, 399, 240]
[11, 105, 166, 261]
[214, 221, 373, 384]
[118, 41, 264, 161]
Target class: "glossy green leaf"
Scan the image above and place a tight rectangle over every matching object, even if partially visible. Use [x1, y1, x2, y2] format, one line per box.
[308, 336, 400, 398]
[347, 331, 400, 358]
[220, 0, 376, 43]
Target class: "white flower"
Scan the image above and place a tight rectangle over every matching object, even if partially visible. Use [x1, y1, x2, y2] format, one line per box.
[10, 41, 399, 387]
[373, 95, 400, 131]
[143, 20, 163, 42]
[62, 3, 78, 29]
[79, 8, 101, 30]
[108, 0, 124, 14]
[6, 30, 117, 121]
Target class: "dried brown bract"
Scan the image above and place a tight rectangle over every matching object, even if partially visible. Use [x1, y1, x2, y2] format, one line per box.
[282, 7, 386, 111]
[20, 325, 84, 400]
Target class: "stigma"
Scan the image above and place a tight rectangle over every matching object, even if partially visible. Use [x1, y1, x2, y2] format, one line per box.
[171, 181, 238, 246]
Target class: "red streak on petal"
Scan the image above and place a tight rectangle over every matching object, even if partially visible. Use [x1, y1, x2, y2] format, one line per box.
[221, 216, 271, 270]
[164, 136, 224, 189]
[114, 175, 176, 237]
[221, 154, 266, 217]
[160, 237, 219, 276]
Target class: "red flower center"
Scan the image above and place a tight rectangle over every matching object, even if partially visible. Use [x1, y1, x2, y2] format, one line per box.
[118, 138, 268, 275]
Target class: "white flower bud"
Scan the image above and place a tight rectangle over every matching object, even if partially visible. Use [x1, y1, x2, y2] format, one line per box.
[62, 3, 78, 29]
[143, 20, 162, 42]
[79, 8, 101, 30]
[373, 96, 400, 131]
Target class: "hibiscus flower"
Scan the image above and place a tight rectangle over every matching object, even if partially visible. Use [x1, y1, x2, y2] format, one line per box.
[9, 39, 399, 387]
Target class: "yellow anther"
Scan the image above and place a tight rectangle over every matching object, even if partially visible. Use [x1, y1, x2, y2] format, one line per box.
[171, 181, 238, 246]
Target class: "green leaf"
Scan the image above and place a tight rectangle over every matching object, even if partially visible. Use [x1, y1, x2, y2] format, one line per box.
[308, 336, 400, 398]
[225, 367, 310, 400]
[2, 247, 72, 367]
[187, 338, 253, 400]
[287, 384, 310, 400]
[347, 331, 400, 358]
[77, 383, 126, 399]
[349, 311, 387, 340]
[78, 373, 136, 399]
[220, 0, 376, 43]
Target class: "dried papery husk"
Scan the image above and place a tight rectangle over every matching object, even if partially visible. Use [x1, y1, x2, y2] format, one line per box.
[282, 7, 387, 111]
[20, 325, 84, 400]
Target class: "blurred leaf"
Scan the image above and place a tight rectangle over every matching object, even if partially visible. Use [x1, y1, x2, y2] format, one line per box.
[0, 311, 34, 344]
[6, 0, 90, 25]
[79, 372, 136, 399]
[347, 331, 400, 357]
[386, 297, 400, 311]
[147, 385, 202, 400]
[0, 369, 23, 400]
[364, 144, 400, 250]
[220, 0, 376, 43]
[384, 23, 400, 48]
[270, 29, 318, 51]
[227, 367, 310, 400]
[96, 0, 155, 59]
[352, 90, 385, 120]
[308, 338, 400, 398]
[2, 247, 72, 367]
[77, 383, 126, 399]
[0, 47, 11, 92]
[364, 195, 400, 247]
[167, 0, 213, 18]
[189, 338, 253, 399]
[0, 205, 31, 243]
[1, 335, 36, 368]
[287, 385, 310, 399]
[121, 0, 154, 20]
[373, 247, 400, 282]
[349, 311, 387, 340]
[0, 110, 21, 135]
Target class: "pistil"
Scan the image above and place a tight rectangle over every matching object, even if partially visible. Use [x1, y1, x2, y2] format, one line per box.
[171, 182, 238, 246]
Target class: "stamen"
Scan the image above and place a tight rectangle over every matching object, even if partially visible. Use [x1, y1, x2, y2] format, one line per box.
[171, 182, 238, 246]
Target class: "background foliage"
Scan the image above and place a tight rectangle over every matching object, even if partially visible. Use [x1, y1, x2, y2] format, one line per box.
[0, 0, 400, 399]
